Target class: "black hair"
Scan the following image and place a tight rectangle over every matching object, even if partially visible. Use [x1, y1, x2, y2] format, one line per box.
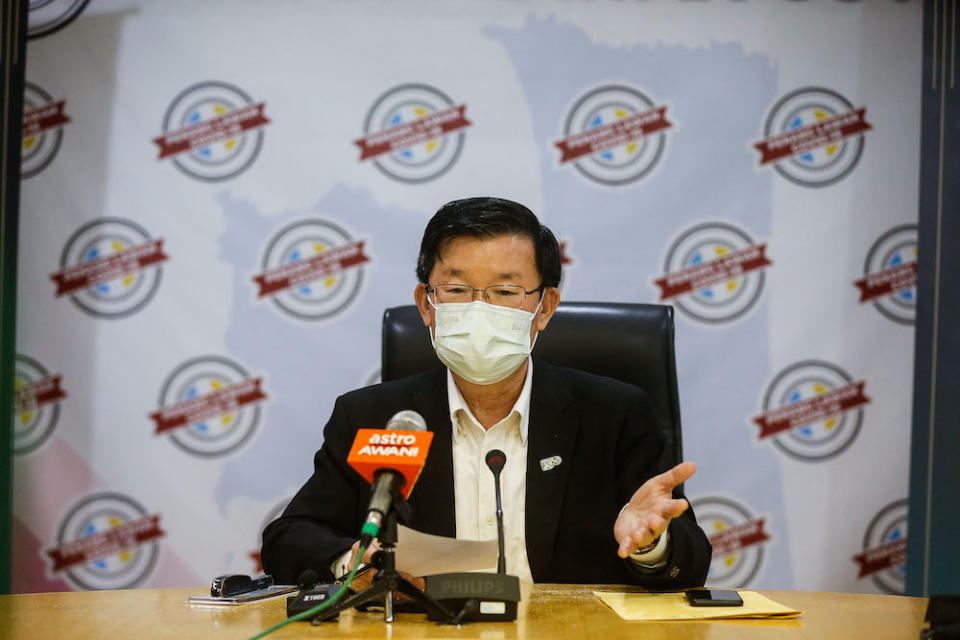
[415, 197, 562, 288]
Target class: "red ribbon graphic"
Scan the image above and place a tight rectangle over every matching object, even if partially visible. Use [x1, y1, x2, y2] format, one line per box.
[708, 519, 771, 558]
[23, 101, 71, 137]
[153, 103, 270, 159]
[354, 105, 471, 160]
[45, 514, 165, 572]
[852, 539, 907, 578]
[150, 378, 267, 434]
[754, 108, 872, 165]
[14, 376, 67, 415]
[50, 239, 168, 297]
[559, 241, 573, 266]
[854, 262, 918, 303]
[252, 240, 371, 297]
[250, 551, 263, 573]
[554, 106, 671, 164]
[753, 381, 870, 439]
[654, 244, 772, 301]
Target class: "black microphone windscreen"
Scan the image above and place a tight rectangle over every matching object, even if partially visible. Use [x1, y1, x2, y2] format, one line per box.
[485, 449, 506, 475]
[297, 568, 320, 590]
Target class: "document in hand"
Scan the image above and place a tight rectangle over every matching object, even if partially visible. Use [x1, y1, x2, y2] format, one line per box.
[395, 525, 499, 576]
[594, 590, 802, 621]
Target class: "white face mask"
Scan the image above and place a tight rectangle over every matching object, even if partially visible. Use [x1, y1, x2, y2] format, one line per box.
[429, 300, 540, 385]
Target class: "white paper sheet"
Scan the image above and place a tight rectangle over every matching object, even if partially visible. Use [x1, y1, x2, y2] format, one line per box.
[395, 525, 498, 576]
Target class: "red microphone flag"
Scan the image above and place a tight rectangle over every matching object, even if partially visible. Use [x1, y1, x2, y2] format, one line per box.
[347, 429, 433, 499]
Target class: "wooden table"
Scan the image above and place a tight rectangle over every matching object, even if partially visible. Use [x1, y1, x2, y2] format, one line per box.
[0, 583, 928, 639]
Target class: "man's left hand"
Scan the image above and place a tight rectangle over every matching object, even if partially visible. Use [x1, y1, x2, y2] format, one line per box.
[614, 461, 697, 558]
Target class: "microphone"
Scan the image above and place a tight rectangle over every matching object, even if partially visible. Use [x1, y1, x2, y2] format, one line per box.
[385, 410, 427, 431]
[286, 569, 341, 619]
[484, 450, 507, 575]
[423, 449, 521, 622]
[347, 410, 433, 546]
[297, 569, 320, 590]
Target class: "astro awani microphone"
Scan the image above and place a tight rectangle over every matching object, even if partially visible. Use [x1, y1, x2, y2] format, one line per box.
[347, 410, 433, 546]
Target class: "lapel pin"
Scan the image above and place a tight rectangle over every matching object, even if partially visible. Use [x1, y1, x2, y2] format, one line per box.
[540, 455, 562, 472]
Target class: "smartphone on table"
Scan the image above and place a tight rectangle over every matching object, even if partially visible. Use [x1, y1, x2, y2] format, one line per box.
[684, 588, 744, 607]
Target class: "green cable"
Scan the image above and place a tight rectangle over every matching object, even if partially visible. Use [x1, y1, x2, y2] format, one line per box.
[246, 544, 368, 640]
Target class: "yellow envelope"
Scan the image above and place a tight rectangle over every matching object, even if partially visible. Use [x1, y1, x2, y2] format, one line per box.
[594, 590, 802, 621]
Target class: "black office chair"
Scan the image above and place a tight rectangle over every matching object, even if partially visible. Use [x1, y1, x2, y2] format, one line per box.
[381, 302, 684, 468]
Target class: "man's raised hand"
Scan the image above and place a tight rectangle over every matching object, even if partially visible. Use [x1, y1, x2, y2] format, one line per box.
[614, 461, 697, 558]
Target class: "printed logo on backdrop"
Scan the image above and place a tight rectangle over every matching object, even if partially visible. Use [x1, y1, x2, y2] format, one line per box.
[356, 84, 471, 183]
[27, 0, 90, 39]
[854, 225, 918, 326]
[554, 84, 672, 186]
[249, 498, 291, 573]
[150, 356, 267, 458]
[50, 218, 168, 318]
[753, 360, 870, 462]
[690, 496, 771, 588]
[754, 87, 872, 187]
[21, 82, 71, 178]
[556, 238, 575, 293]
[44, 492, 164, 590]
[12, 354, 67, 456]
[559, 240, 574, 269]
[853, 499, 907, 595]
[654, 222, 772, 324]
[154, 81, 270, 182]
[253, 219, 371, 321]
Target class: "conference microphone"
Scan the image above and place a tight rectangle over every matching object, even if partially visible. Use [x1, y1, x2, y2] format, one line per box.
[297, 569, 320, 590]
[347, 410, 433, 546]
[286, 569, 341, 619]
[484, 450, 507, 575]
[424, 448, 520, 622]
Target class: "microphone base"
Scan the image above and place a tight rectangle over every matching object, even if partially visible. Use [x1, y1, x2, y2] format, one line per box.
[310, 508, 455, 624]
[286, 583, 341, 619]
[424, 573, 521, 622]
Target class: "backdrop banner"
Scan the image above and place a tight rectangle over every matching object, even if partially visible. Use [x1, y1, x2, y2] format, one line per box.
[13, 0, 921, 594]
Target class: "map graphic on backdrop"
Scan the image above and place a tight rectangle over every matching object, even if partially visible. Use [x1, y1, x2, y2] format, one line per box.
[214, 185, 425, 510]
[487, 15, 789, 587]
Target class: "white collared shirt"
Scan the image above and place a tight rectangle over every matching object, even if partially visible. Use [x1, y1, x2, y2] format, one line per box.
[447, 358, 535, 582]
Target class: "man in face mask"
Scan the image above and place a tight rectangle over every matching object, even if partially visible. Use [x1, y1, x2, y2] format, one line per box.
[262, 197, 712, 588]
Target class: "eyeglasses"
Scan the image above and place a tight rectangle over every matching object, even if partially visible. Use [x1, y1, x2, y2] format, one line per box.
[426, 283, 544, 309]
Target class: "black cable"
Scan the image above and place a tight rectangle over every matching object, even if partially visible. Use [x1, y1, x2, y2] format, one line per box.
[448, 598, 480, 625]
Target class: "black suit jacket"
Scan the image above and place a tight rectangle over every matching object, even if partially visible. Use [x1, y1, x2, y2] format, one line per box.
[261, 359, 712, 588]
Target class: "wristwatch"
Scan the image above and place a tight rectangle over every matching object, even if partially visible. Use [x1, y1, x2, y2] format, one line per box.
[630, 536, 661, 557]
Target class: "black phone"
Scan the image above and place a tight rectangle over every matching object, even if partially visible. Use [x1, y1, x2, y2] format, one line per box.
[210, 574, 273, 597]
[684, 588, 744, 607]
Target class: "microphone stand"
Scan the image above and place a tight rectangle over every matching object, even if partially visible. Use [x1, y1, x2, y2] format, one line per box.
[493, 469, 506, 575]
[311, 500, 454, 624]
[422, 450, 520, 622]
